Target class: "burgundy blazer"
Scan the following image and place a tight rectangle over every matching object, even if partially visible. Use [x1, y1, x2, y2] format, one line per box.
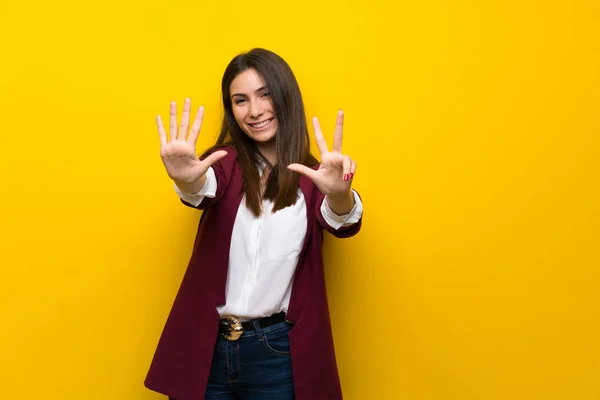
[145, 147, 362, 399]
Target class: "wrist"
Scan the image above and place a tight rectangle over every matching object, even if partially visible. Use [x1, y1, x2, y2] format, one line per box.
[326, 190, 352, 202]
[325, 190, 354, 215]
[175, 175, 207, 195]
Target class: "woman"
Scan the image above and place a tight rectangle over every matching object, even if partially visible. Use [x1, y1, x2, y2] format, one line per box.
[145, 48, 363, 400]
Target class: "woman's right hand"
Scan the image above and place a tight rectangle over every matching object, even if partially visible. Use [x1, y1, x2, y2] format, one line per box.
[156, 98, 227, 192]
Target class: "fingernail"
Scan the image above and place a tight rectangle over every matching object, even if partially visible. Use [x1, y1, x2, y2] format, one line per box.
[348, 173, 354, 179]
[344, 174, 349, 181]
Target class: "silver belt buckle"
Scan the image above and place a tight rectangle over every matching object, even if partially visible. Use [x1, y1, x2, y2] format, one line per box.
[219, 315, 244, 341]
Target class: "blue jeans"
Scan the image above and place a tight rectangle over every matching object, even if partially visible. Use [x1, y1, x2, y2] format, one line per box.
[170, 320, 295, 400]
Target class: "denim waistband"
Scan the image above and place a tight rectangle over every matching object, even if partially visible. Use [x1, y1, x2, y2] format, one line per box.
[235, 320, 291, 339]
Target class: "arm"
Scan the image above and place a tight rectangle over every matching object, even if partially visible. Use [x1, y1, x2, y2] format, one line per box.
[288, 110, 362, 238]
[317, 190, 363, 238]
[175, 166, 217, 207]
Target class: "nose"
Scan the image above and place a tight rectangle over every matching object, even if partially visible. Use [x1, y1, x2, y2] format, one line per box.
[249, 99, 264, 119]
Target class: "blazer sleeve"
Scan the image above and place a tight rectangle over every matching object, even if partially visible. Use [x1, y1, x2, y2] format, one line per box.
[179, 146, 238, 210]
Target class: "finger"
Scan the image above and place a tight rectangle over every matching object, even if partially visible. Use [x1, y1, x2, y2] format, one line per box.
[333, 110, 344, 153]
[350, 161, 357, 178]
[342, 155, 352, 181]
[201, 150, 228, 168]
[156, 116, 167, 148]
[188, 106, 204, 145]
[312, 117, 330, 156]
[169, 101, 178, 142]
[178, 98, 191, 140]
[288, 163, 318, 181]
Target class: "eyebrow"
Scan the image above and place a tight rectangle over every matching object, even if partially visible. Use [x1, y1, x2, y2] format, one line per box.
[231, 86, 268, 98]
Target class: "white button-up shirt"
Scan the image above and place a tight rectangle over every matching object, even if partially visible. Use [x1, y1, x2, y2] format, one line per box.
[175, 166, 363, 320]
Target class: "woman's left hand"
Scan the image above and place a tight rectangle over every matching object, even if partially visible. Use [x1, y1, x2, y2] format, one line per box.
[288, 110, 356, 199]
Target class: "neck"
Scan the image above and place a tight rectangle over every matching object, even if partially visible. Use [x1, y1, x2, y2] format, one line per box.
[256, 140, 277, 166]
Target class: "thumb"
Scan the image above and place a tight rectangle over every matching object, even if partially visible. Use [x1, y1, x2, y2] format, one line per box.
[202, 150, 228, 167]
[288, 163, 318, 180]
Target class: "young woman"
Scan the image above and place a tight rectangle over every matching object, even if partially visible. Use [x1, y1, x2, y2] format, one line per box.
[145, 48, 363, 400]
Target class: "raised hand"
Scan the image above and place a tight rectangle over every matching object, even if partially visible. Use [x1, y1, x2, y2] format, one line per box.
[288, 110, 356, 199]
[156, 98, 227, 191]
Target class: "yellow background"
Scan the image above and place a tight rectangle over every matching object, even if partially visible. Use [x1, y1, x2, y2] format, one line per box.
[1, 0, 599, 399]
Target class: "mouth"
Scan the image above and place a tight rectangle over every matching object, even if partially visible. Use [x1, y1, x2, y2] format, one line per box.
[248, 118, 275, 131]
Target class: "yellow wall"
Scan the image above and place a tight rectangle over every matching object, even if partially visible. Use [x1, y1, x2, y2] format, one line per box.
[1, 0, 598, 399]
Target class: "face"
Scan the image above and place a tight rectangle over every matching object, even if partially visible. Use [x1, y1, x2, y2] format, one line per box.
[229, 68, 278, 144]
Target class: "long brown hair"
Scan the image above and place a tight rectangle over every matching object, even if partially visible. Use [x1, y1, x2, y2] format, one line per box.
[206, 48, 317, 216]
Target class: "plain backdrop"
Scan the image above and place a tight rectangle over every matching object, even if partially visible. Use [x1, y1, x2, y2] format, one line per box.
[1, 0, 599, 399]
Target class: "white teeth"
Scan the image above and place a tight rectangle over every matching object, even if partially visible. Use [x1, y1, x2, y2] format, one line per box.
[250, 119, 272, 128]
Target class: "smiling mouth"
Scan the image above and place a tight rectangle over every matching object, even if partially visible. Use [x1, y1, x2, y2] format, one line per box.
[248, 118, 274, 130]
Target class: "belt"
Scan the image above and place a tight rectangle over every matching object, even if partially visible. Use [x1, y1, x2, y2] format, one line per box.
[218, 312, 288, 341]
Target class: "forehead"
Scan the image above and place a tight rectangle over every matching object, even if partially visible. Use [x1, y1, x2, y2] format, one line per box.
[230, 69, 266, 95]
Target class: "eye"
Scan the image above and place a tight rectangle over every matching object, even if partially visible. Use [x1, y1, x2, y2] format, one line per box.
[234, 98, 247, 105]
[261, 92, 271, 98]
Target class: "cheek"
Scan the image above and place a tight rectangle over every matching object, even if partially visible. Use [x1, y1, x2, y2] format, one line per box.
[232, 108, 245, 125]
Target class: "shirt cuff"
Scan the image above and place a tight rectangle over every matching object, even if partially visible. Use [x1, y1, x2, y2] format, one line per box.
[174, 167, 217, 207]
[321, 190, 363, 230]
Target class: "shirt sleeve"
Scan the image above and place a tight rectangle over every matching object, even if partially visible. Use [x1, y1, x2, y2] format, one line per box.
[173, 167, 217, 207]
[320, 189, 363, 230]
